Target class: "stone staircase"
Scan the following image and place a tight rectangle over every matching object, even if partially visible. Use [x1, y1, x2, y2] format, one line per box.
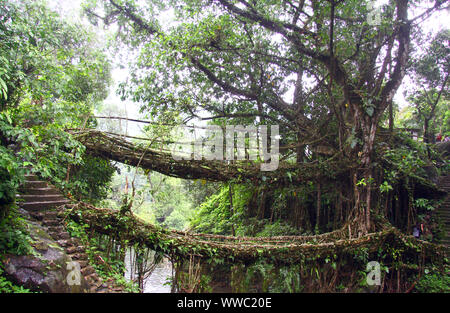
[16, 173, 125, 293]
[436, 175, 450, 248]
[18, 174, 71, 210]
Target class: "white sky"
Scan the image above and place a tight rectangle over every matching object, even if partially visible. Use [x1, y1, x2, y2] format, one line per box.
[48, 0, 449, 135]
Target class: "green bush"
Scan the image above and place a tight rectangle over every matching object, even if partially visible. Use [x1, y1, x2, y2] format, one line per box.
[254, 220, 302, 237]
[62, 155, 117, 205]
[0, 144, 23, 221]
[190, 185, 253, 235]
[415, 270, 450, 293]
[0, 208, 34, 256]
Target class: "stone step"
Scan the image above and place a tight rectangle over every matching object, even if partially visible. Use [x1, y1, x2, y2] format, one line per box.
[66, 246, 85, 254]
[57, 232, 71, 240]
[19, 200, 70, 211]
[47, 225, 64, 233]
[16, 194, 67, 202]
[77, 260, 88, 268]
[28, 211, 44, 221]
[70, 253, 88, 260]
[57, 239, 76, 248]
[44, 211, 60, 219]
[19, 187, 61, 195]
[18, 172, 121, 293]
[24, 174, 40, 181]
[23, 181, 48, 189]
[438, 176, 450, 247]
[81, 266, 96, 276]
[42, 218, 60, 227]
[86, 273, 101, 284]
[48, 230, 70, 240]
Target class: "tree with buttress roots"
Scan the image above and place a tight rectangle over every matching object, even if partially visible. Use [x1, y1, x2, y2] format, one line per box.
[83, 0, 448, 235]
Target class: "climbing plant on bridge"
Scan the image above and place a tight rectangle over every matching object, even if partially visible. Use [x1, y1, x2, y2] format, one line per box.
[62, 199, 448, 292]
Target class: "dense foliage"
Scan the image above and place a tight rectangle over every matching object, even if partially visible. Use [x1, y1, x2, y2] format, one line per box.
[65, 218, 140, 292]
[0, 207, 35, 293]
[404, 29, 449, 145]
[0, 0, 115, 219]
[0, 0, 448, 294]
[82, 0, 449, 236]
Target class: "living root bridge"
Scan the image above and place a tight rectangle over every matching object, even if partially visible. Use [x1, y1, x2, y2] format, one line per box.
[64, 202, 446, 265]
[71, 129, 352, 185]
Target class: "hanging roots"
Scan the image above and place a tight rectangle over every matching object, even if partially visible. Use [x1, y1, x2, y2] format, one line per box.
[63, 201, 447, 265]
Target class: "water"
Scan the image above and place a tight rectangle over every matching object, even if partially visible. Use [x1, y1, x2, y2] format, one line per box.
[124, 248, 173, 293]
[141, 260, 173, 293]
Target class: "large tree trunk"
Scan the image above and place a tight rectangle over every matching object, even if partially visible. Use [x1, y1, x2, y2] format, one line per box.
[350, 111, 380, 235]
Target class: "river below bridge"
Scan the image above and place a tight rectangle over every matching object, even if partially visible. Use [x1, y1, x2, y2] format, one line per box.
[142, 260, 173, 293]
[124, 249, 231, 293]
[124, 249, 173, 293]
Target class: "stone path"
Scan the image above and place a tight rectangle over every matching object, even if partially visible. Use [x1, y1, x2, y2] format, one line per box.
[436, 175, 450, 251]
[17, 174, 125, 293]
